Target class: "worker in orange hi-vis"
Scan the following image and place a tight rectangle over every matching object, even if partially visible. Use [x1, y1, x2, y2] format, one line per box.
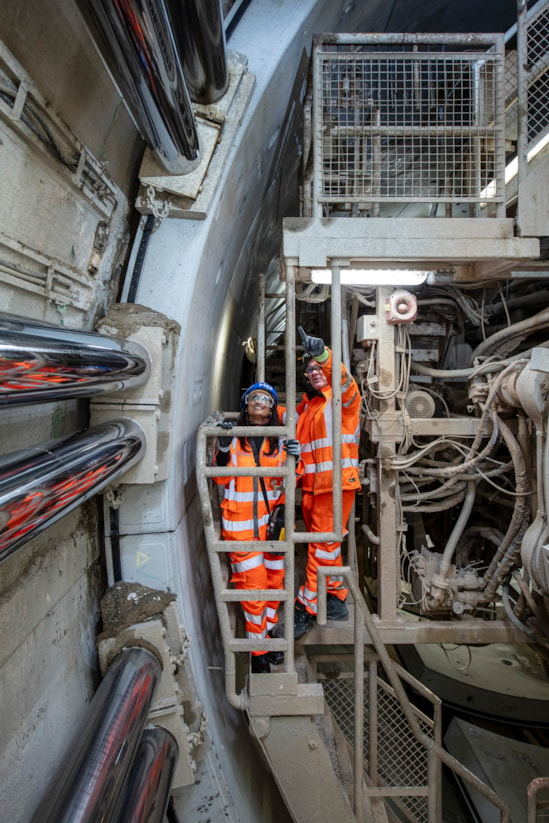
[292, 326, 361, 639]
[213, 382, 300, 673]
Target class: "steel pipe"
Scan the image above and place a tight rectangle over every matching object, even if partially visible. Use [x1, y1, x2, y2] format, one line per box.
[75, 0, 199, 171]
[0, 419, 145, 564]
[111, 726, 179, 823]
[29, 647, 162, 823]
[0, 312, 150, 407]
[165, 0, 228, 104]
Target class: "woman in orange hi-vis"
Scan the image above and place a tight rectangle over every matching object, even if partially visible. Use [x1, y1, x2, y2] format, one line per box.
[292, 327, 361, 639]
[214, 382, 300, 673]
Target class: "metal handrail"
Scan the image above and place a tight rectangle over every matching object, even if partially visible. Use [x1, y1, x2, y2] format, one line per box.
[527, 776, 549, 823]
[317, 566, 513, 823]
[196, 418, 297, 708]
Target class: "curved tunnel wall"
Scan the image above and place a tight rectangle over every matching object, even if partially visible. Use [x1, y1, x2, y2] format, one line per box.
[112, 2, 369, 819]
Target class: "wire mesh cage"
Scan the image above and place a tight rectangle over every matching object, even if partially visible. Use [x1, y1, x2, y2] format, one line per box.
[311, 34, 506, 216]
[526, 2, 549, 147]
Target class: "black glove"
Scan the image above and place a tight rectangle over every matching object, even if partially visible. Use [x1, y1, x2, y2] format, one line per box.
[218, 420, 234, 449]
[284, 438, 301, 458]
[298, 325, 325, 358]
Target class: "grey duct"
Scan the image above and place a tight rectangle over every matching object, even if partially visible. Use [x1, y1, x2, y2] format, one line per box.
[0, 419, 145, 564]
[0, 312, 150, 407]
[74, 0, 199, 172]
[165, 0, 228, 104]
[29, 647, 162, 823]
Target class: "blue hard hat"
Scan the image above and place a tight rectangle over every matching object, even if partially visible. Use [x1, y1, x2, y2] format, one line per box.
[240, 382, 278, 409]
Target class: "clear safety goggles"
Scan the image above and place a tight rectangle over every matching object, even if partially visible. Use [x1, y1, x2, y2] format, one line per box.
[305, 365, 324, 374]
[246, 392, 274, 407]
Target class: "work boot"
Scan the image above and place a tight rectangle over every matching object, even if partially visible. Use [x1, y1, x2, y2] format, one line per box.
[294, 601, 314, 639]
[267, 630, 284, 665]
[251, 653, 271, 673]
[326, 593, 349, 620]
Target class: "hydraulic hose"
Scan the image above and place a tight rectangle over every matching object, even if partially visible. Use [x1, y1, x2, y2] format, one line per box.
[482, 414, 530, 600]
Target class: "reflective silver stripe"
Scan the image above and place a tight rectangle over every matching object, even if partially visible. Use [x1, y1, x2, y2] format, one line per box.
[224, 488, 281, 504]
[230, 554, 265, 573]
[342, 374, 352, 392]
[243, 609, 266, 626]
[310, 436, 330, 450]
[299, 586, 318, 614]
[307, 436, 356, 452]
[264, 557, 284, 571]
[246, 627, 268, 640]
[314, 460, 333, 473]
[342, 388, 359, 407]
[266, 606, 279, 620]
[304, 457, 357, 475]
[314, 545, 342, 561]
[324, 402, 333, 443]
[224, 489, 257, 503]
[222, 513, 270, 533]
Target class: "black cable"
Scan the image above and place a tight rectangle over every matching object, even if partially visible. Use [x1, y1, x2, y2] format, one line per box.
[109, 505, 122, 583]
[167, 797, 181, 823]
[127, 214, 155, 304]
[226, 0, 253, 41]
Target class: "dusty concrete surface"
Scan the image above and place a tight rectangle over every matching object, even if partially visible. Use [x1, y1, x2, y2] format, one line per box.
[96, 303, 181, 340]
[99, 580, 176, 639]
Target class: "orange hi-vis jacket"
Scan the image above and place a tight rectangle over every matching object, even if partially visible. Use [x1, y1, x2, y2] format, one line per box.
[297, 349, 361, 495]
[214, 435, 286, 648]
[215, 436, 285, 540]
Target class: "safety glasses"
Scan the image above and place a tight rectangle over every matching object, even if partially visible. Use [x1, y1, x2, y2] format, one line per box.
[246, 392, 274, 407]
[305, 365, 323, 374]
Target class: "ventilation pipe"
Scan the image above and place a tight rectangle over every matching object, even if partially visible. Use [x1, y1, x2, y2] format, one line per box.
[75, 0, 199, 172]
[0, 419, 146, 564]
[0, 312, 150, 407]
[29, 647, 162, 823]
[165, 0, 229, 104]
[111, 727, 179, 823]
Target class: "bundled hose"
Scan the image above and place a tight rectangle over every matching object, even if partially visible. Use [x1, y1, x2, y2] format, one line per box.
[482, 414, 530, 601]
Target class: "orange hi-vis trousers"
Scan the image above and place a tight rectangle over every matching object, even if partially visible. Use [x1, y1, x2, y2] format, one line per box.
[228, 541, 285, 656]
[297, 489, 355, 615]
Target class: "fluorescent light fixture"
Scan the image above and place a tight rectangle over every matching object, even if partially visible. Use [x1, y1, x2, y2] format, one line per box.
[311, 268, 431, 286]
